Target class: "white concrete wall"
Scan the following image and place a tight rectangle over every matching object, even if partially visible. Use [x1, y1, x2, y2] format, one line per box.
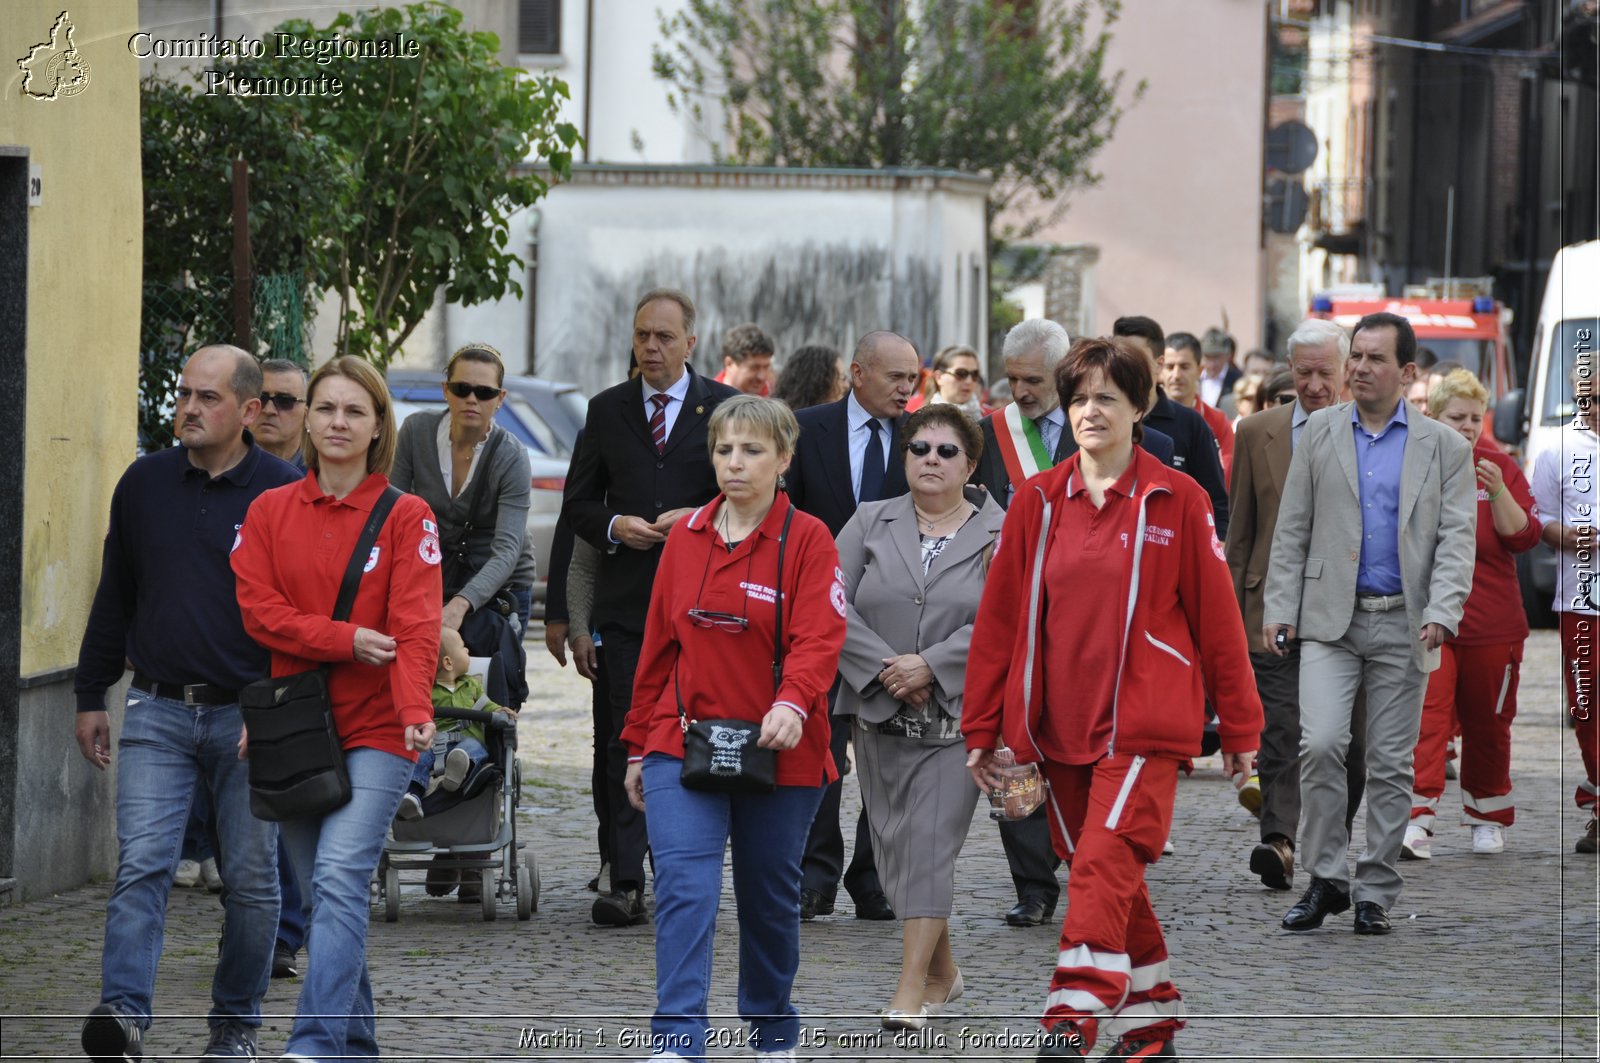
[1019, 0, 1269, 349]
[441, 168, 990, 395]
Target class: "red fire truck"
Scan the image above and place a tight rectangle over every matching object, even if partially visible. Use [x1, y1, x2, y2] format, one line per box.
[1308, 277, 1517, 408]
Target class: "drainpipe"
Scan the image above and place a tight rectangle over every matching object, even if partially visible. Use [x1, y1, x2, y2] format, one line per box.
[526, 208, 541, 376]
[582, 0, 595, 161]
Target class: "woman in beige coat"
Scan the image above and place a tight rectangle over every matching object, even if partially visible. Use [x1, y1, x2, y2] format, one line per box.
[834, 404, 1005, 1030]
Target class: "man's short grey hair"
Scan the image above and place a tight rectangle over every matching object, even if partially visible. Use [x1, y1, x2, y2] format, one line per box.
[635, 288, 697, 335]
[1001, 318, 1072, 370]
[260, 358, 308, 379]
[1285, 318, 1350, 362]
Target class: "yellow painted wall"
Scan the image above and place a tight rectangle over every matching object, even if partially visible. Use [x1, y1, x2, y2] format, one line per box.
[0, 1, 143, 676]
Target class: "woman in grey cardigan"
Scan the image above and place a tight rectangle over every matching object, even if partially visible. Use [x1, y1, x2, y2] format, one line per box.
[391, 344, 536, 630]
[835, 404, 1003, 1031]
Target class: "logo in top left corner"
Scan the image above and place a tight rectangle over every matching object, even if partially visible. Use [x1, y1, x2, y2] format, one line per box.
[17, 11, 91, 101]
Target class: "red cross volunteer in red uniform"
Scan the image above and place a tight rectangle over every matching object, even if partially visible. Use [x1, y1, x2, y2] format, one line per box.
[963, 338, 1262, 1062]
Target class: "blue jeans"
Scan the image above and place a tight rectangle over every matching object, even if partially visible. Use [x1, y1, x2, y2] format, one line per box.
[408, 733, 490, 794]
[279, 747, 412, 1062]
[641, 754, 824, 1063]
[102, 691, 279, 1030]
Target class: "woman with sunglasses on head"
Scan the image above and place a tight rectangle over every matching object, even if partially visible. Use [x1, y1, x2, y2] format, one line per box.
[832, 404, 1003, 1030]
[963, 337, 1260, 1061]
[391, 343, 536, 635]
[620, 396, 846, 1063]
[907, 345, 989, 419]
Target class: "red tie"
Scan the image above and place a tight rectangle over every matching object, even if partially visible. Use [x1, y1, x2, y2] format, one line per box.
[649, 394, 670, 454]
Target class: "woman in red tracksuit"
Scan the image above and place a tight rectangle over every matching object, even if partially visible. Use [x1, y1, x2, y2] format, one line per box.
[233, 356, 442, 1063]
[964, 337, 1262, 1062]
[1404, 370, 1541, 859]
[620, 396, 846, 1063]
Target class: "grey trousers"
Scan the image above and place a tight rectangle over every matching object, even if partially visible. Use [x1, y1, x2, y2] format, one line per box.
[1298, 608, 1427, 910]
[1252, 648, 1367, 845]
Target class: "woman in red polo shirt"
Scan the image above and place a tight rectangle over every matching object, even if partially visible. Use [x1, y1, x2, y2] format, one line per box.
[1403, 370, 1541, 859]
[232, 356, 441, 1063]
[963, 337, 1261, 1062]
[620, 396, 846, 1063]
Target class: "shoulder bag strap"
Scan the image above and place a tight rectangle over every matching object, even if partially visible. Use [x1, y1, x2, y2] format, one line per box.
[771, 504, 795, 692]
[331, 485, 403, 623]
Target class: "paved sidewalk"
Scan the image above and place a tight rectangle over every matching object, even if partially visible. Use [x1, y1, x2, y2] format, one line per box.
[1, 629, 1594, 1061]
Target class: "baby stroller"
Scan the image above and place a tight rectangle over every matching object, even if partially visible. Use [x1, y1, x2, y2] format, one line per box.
[375, 655, 539, 922]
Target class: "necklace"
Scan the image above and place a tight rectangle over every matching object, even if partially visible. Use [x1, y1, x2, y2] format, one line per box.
[914, 498, 968, 533]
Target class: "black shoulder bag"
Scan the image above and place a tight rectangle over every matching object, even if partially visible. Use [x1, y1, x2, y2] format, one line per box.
[241, 485, 403, 822]
[677, 505, 795, 794]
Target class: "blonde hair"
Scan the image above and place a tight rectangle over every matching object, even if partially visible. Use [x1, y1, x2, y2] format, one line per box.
[303, 357, 398, 475]
[707, 395, 799, 458]
[1426, 368, 1488, 417]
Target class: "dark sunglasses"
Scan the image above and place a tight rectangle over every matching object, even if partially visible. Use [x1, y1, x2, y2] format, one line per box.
[688, 608, 749, 632]
[943, 367, 983, 382]
[446, 382, 502, 401]
[260, 392, 305, 411]
[1272, 392, 1297, 406]
[907, 440, 964, 459]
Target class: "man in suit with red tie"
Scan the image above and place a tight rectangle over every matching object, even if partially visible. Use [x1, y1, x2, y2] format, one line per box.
[786, 330, 920, 921]
[1225, 319, 1367, 892]
[563, 289, 740, 927]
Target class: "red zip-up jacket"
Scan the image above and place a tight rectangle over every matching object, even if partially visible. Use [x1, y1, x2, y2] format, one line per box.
[962, 447, 1262, 763]
[620, 493, 846, 786]
[1453, 444, 1542, 646]
[232, 473, 442, 760]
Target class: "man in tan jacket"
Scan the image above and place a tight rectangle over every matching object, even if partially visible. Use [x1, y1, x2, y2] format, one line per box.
[1264, 312, 1476, 936]
[1226, 319, 1367, 892]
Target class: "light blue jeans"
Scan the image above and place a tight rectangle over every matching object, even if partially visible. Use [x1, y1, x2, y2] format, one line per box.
[278, 746, 412, 1061]
[102, 691, 279, 1031]
[641, 753, 824, 1063]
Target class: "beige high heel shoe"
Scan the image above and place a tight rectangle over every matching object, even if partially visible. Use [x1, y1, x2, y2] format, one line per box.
[922, 967, 964, 1016]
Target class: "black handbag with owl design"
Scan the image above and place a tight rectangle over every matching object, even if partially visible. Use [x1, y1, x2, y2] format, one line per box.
[676, 507, 794, 793]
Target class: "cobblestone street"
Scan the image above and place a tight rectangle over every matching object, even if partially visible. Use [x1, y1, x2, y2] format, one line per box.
[1, 628, 1595, 1061]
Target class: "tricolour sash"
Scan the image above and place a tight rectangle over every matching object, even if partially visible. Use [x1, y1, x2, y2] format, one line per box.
[992, 404, 1054, 488]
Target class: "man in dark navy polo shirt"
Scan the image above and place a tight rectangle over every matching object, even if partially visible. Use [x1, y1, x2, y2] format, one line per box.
[74, 345, 300, 1063]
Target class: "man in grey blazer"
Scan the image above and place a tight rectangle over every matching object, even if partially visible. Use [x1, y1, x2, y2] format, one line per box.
[1263, 312, 1476, 936]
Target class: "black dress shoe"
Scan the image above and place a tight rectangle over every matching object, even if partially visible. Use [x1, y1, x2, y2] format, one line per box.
[1281, 877, 1350, 931]
[1006, 898, 1054, 927]
[800, 888, 834, 921]
[854, 891, 896, 920]
[591, 887, 648, 927]
[1353, 900, 1392, 935]
[271, 944, 299, 979]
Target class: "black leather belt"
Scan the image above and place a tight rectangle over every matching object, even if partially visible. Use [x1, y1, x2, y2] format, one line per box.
[131, 673, 240, 707]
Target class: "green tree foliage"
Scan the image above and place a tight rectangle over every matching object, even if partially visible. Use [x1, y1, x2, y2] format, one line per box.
[654, 0, 1138, 236]
[239, 3, 578, 366]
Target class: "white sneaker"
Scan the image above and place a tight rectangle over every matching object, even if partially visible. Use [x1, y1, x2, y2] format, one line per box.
[174, 859, 201, 887]
[1471, 824, 1505, 854]
[200, 856, 224, 893]
[441, 747, 471, 792]
[1161, 836, 1174, 855]
[1401, 824, 1432, 860]
[396, 793, 424, 821]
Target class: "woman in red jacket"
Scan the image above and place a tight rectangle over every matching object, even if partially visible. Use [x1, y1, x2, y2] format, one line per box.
[1403, 370, 1541, 859]
[232, 356, 442, 1062]
[963, 337, 1261, 1062]
[621, 396, 846, 1063]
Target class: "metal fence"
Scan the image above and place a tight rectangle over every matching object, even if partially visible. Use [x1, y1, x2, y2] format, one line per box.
[139, 274, 312, 451]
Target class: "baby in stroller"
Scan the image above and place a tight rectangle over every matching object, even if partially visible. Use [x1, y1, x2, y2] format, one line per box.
[397, 626, 517, 821]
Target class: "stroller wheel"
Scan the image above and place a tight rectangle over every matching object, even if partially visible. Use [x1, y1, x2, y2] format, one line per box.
[383, 866, 401, 922]
[516, 863, 533, 921]
[480, 868, 497, 922]
[523, 850, 540, 914]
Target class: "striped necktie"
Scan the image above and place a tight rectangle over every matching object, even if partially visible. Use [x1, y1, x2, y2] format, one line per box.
[649, 393, 670, 454]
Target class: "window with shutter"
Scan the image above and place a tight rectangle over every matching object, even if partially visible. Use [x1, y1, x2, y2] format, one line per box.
[519, 0, 560, 55]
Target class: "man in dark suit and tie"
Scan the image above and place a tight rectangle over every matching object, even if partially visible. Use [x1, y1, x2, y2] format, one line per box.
[786, 329, 920, 922]
[1225, 318, 1366, 892]
[563, 288, 740, 927]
